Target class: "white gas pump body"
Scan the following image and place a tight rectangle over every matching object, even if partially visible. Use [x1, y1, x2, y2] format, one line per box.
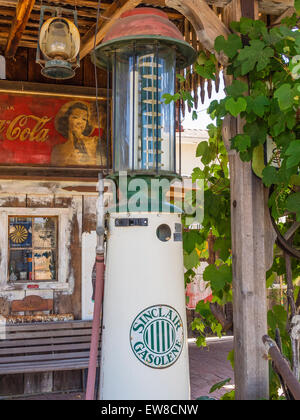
[100, 211, 190, 400]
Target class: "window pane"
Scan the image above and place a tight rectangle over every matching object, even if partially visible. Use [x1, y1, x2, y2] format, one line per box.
[9, 250, 33, 281]
[34, 250, 56, 281]
[9, 218, 32, 248]
[33, 217, 57, 249]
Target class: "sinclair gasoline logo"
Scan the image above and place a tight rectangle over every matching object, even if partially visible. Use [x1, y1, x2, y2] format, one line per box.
[130, 305, 184, 369]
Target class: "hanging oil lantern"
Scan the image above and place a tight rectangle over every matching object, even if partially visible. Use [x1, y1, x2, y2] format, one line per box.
[36, 6, 80, 80]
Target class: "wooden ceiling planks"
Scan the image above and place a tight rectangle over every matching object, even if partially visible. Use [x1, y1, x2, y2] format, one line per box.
[0, 0, 292, 55]
[0, 0, 296, 106]
[0, 0, 184, 53]
[0, 0, 294, 55]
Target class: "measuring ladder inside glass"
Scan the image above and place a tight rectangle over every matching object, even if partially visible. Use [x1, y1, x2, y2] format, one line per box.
[139, 53, 163, 171]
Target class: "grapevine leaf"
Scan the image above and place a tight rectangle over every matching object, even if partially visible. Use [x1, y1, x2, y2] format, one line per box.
[191, 318, 206, 333]
[262, 166, 280, 187]
[176, 73, 186, 83]
[184, 249, 200, 270]
[215, 34, 242, 59]
[214, 237, 231, 262]
[209, 378, 231, 394]
[285, 140, 300, 169]
[286, 192, 300, 221]
[225, 80, 248, 98]
[191, 167, 205, 182]
[290, 174, 300, 185]
[196, 335, 207, 348]
[267, 272, 277, 288]
[196, 141, 209, 158]
[237, 40, 274, 75]
[203, 264, 232, 293]
[252, 95, 270, 117]
[162, 93, 173, 104]
[239, 18, 266, 39]
[194, 58, 216, 80]
[285, 140, 300, 158]
[195, 301, 211, 318]
[225, 97, 247, 117]
[286, 154, 300, 169]
[274, 84, 294, 110]
[183, 230, 203, 254]
[244, 120, 268, 145]
[231, 134, 251, 152]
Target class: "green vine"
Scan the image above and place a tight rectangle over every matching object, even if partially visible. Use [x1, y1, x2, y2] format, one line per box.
[211, 15, 300, 222]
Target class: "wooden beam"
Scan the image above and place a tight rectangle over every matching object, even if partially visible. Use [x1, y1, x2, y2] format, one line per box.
[272, 6, 296, 25]
[142, 0, 166, 6]
[0, 80, 108, 99]
[79, 0, 143, 60]
[0, 0, 111, 9]
[259, 0, 294, 15]
[4, 0, 36, 58]
[165, 0, 230, 62]
[222, 0, 242, 24]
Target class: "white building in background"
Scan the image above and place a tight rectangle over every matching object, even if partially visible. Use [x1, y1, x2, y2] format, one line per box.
[176, 129, 208, 177]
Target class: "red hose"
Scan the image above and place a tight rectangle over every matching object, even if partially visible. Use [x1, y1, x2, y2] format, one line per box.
[85, 252, 105, 400]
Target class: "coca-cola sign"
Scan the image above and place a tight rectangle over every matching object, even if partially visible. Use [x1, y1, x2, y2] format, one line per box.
[0, 93, 108, 168]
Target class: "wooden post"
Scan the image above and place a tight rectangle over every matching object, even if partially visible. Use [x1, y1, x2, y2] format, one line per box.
[222, 0, 270, 400]
[230, 136, 269, 400]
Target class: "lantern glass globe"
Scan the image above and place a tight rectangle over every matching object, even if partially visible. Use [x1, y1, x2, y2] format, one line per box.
[39, 17, 80, 62]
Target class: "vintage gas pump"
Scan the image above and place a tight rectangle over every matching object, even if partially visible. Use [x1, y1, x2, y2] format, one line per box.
[92, 8, 196, 400]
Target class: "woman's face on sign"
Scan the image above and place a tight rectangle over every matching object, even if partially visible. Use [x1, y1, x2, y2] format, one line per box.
[69, 107, 88, 134]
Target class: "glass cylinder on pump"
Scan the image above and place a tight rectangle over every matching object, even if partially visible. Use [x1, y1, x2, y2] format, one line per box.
[113, 44, 176, 175]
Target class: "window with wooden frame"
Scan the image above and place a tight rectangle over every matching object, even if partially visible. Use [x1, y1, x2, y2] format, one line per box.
[8, 216, 58, 282]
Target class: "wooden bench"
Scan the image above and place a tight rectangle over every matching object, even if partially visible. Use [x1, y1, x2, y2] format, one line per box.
[0, 320, 100, 375]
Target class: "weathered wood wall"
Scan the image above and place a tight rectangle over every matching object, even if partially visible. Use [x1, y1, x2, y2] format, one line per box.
[0, 180, 99, 317]
[0, 180, 99, 396]
[5, 47, 107, 88]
